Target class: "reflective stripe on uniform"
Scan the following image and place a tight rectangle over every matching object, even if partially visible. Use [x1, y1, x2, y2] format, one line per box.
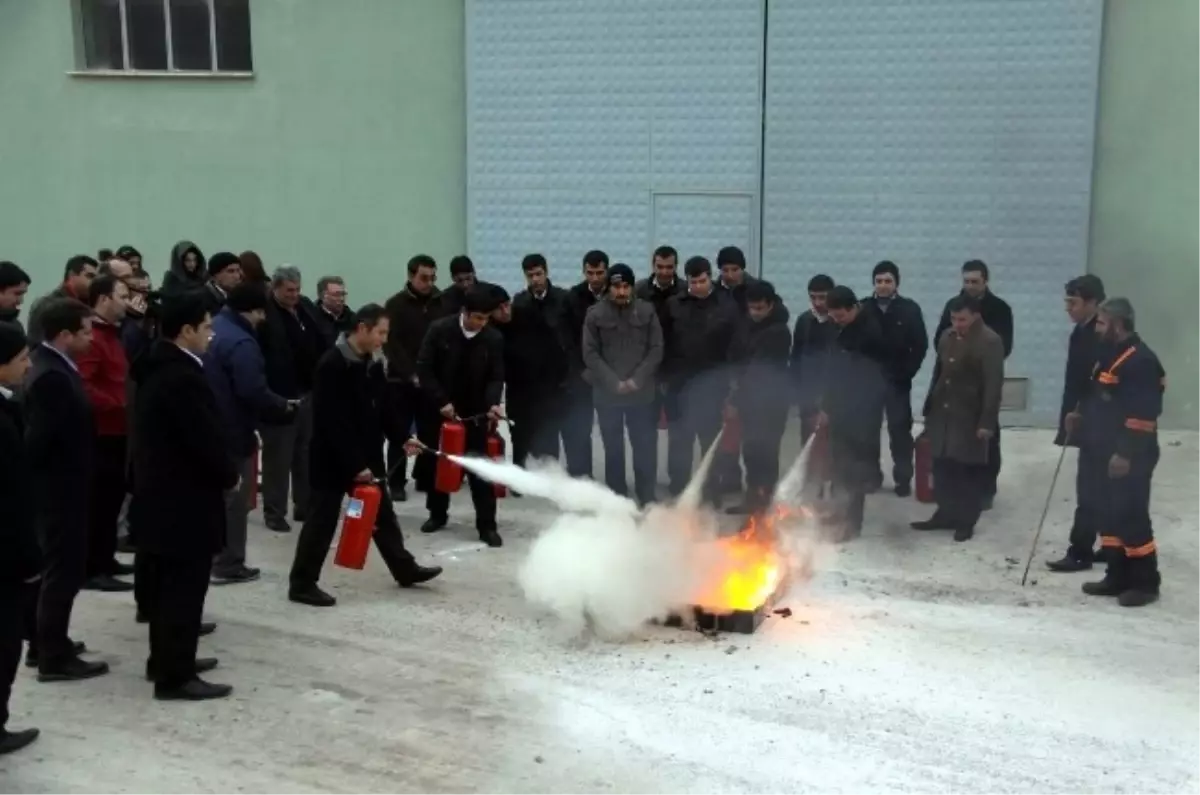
[1100, 535, 1123, 548]
[1125, 418, 1156, 432]
[1097, 345, 1138, 386]
[1125, 540, 1157, 558]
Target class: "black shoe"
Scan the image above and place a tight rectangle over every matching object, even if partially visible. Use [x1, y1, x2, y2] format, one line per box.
[37, 655, 109, 682]
[1047, 554, 1092, 572]
[981, 495, 995, 511]
[211, 565, 261, 585]
[25, 640, 86, 669]
[288, 584, 337, 607]
[421, 516, 448, 534]
[953, 526, 974, 542]
[264, 515, 292, 533]
[480, 529, 503, 548]
[116, 535, 137, 554]
[893, 482, 911, 498]
[199, 621, 216, 636]
[111, 560, 136, 576]
[392, 486, 408, 503]
[146, 657, 218, 681]
[910, 515, 954, 531]
[0, 728, 40, 755]
[154, 677, 233, 701]
[1082, 576, 1124, 597]
[82, 574, 135, 593]
[1118, 588, 1160, 607]
[398, 565, 444, 588]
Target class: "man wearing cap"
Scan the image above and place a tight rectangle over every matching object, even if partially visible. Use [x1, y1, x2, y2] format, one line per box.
[582, 263, 663, 506]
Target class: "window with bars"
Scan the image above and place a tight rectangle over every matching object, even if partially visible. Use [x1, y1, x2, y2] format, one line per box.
[76, 0, 252, 73]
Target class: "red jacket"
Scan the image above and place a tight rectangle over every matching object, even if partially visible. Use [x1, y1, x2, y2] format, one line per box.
[78, 319, 129, 436]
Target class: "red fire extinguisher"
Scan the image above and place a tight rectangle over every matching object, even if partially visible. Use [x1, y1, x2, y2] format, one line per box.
[915, 434, 935, 503]
[719, 405, 741, 454]
[487, 432, 507, 498]
[658, 406, 668, 430]
[334, 483, 382, 570]
[808, 421, 830, 484]
[435, 421, 466, 494]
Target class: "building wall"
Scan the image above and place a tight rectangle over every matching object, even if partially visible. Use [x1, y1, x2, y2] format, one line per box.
[1088, 0, 1199, 428]
[0, 0, 466, 306]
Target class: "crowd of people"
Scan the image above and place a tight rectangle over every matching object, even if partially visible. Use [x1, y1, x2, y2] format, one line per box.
[0, 241, 1166, 755]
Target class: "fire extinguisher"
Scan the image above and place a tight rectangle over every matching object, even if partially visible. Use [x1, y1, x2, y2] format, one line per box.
[487, 433, 507, 498]
[915, 434, 935, 503]
[658, 406, 668, 430]
[249, 439, 260, 510]
[334, 483, 382, 570]
[719, 404, 741, 454]
[808, 420, 830, 484]
[435, 420, 466, 494]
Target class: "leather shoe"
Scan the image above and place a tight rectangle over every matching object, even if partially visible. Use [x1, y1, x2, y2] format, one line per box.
[154, 678, 233, 701]
[288, 584, 337, 607]
[421, 517, 448, 534]
[264, 515, 292, 533]
[1046, 554, 1092, 572]
[398, 565, 443, 588]
[0, 728, 39, 756]
[82, 574, 135, 593]
[37, 656, 109, 682]
[1118, 588, 1159, 607]
[25, 640, 86, 669]
[480, 530, 503, 548]
[893, 482, 912, 498]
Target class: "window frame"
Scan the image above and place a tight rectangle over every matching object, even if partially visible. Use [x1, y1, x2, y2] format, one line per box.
[71, 0, 253, 78]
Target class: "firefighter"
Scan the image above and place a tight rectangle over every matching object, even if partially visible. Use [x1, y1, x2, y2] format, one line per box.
[1069, 298, 1164, 607]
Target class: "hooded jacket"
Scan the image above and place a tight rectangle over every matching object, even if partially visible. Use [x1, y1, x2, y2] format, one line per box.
[161, 240, 207, 296]
[383, 284, 446, 383]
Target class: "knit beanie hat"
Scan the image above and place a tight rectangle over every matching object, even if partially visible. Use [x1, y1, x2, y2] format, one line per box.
[607, 263, 634, 287]
[208, 251, 241, 278]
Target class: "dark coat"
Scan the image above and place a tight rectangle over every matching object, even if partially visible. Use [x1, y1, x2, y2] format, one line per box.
[24, 344, 94, 530]
[861, 294, 929, 386]
[416, 315, 505, 416]
[506, 284, 570, 396]
[309, 340, 396, 491]
[383, 284, 446, 383]
[824, 309, 889, 445]
[259, 295, 322, 398]
[204, 307, 291, 458]
[582, 297, 663, 406]
[131, 341, 239, 557]
[720, 274, 759, 314]
[1056, 315, 1102, 446]
[790, 309, 841, 415]
[935, 289, 1013, 357]
[563, 281, 606, 385]
[923, 321, 1005, 465]
[733, 303, 793, 432]
[1078, 334, 1164, 460]
[160, 240, 207, 296]
[306, 297, 357, 352]
[25, 284, 80, 347]
[0, 391, 40, 585]
[634, 276, 685, 334]
[661, 288, 740, 385]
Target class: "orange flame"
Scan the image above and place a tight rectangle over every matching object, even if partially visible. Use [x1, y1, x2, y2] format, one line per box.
[691, 504, 807, 612]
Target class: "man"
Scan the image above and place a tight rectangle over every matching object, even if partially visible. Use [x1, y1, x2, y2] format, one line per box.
[416, 287, 506, 546]
[911, 295, 1004, 542]
[791, 275, 839, 444]
[717, 245, 757, 313]
[289, 304, 443, 607]
[728, 281, 792, 514]
[1071, 299, 1164, 607]
[78, 275, 135, 592]
[932, 260, 1013, 508]
[25, 298, 107, 681]
[662, 256, 740, 503]
[0, 322, 39, 753]
[0, 262, 32, 327]
[441, 255, 478, 314]
[582, 263, 663, 506]
[820, 286, 887, 541]
[1048, 276, 1110, 572]
[635, 246, 685, 439]
[100, 256, 135, 282]
[132, 294, 237, 700]
[27, 255, 98, 345]
[562, 250, 610, 477]
[258, 265, 321, 531]
[205, 285, 295, 584]
[506, 254, 570, 467]
[115, 245, 143, 275]
[383, 255, 444, 500]
[861, 261, 929, 496]
[309, 275, 356, 350]
[203, 252, 243, 311]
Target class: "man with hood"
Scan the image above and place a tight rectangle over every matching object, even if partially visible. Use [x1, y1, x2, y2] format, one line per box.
[728, 280, 792, 515]
[26, 255, 98, 346]
[861, 260, 929, 496]
[582, 263, 663, 506]
[161, 241, 207, 296]
[0, 262, 31, 329]
[203, 252, 243, 312]
[561, 249, 610, 477]
[383, 255, 444, 500]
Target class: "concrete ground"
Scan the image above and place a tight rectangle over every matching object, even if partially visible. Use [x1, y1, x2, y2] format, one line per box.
[3, 425, 1198, 794]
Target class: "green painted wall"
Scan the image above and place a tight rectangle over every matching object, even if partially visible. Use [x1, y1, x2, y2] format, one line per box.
[0, 0, 466, 307]
[1089, 0, 1199, 428]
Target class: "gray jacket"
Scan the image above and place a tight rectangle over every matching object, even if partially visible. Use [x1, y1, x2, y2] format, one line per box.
[582, 298, 663, 406]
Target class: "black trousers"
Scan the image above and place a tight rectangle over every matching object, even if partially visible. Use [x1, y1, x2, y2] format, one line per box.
[137, 553, 210, 688]
[1068, 446, 1105, 559]
[829, 431, 872, 534]
[666, 380, 725, 502]
[1098, 445, 1160, 589]
[595, 402, 658, 506]
[872, 384, 914, 487]
[291, 487, 418, 587]
[508, 387, 565, 467]
[35, 506, 88, 665]
[425, 422, 498, 532]
[984, 426, 1001, 497]
[742, 424, 784, 509]
[86, 435, 128, 579]
[0, 585, 22, 731]
[932, 457, 987, 530]
[560, 385, 594, 478]
[386, 381, 422, 490]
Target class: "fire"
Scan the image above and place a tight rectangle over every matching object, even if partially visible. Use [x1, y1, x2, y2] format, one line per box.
[691, 505, 807, 612]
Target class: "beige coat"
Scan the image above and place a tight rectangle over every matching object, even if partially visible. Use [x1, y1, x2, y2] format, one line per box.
[924, 320, 1004, 465]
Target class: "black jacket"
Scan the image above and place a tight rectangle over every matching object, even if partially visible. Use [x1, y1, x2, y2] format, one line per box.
[305, 297, 357, 353]
[309, 340, 397, 491]
[790, 310, 841, 414]
[720, 274, 758, 314]
[416, 315, 505, 415]
[160, 240, 207, 296]
[259, 295, 322, 398]
[733, 303, 792, 427]
[861, 294, 929, 386]
[935, 290, 1013, 358]
[132, 341, 239, 557]
[825, 309, 889, 443]
[634, 276, 685, 333]
[383, 285, 446, 383]
[1056, 315, 1104, 446]
[662, 288, 740, 383]
[25, 344, 93, 483]
[505, 284, 570, 394]
[0, 391, 40, 585]
[563, 281, 606, 383]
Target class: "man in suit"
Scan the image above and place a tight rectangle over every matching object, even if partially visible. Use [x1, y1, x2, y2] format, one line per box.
[0, 322, 40, 753]
[25, 298, 108, 681]
[133, 294, 239, 700]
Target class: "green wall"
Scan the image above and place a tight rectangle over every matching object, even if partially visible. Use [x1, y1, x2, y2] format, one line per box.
[0, 0, 466, 307]
[1089, 0, 1199, 428]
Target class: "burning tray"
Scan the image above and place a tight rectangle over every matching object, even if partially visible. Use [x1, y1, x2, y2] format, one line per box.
[662, 602, 774, 635]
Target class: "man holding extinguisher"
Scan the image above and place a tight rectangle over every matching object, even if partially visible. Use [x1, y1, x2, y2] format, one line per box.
[288, 304, 442, 608]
